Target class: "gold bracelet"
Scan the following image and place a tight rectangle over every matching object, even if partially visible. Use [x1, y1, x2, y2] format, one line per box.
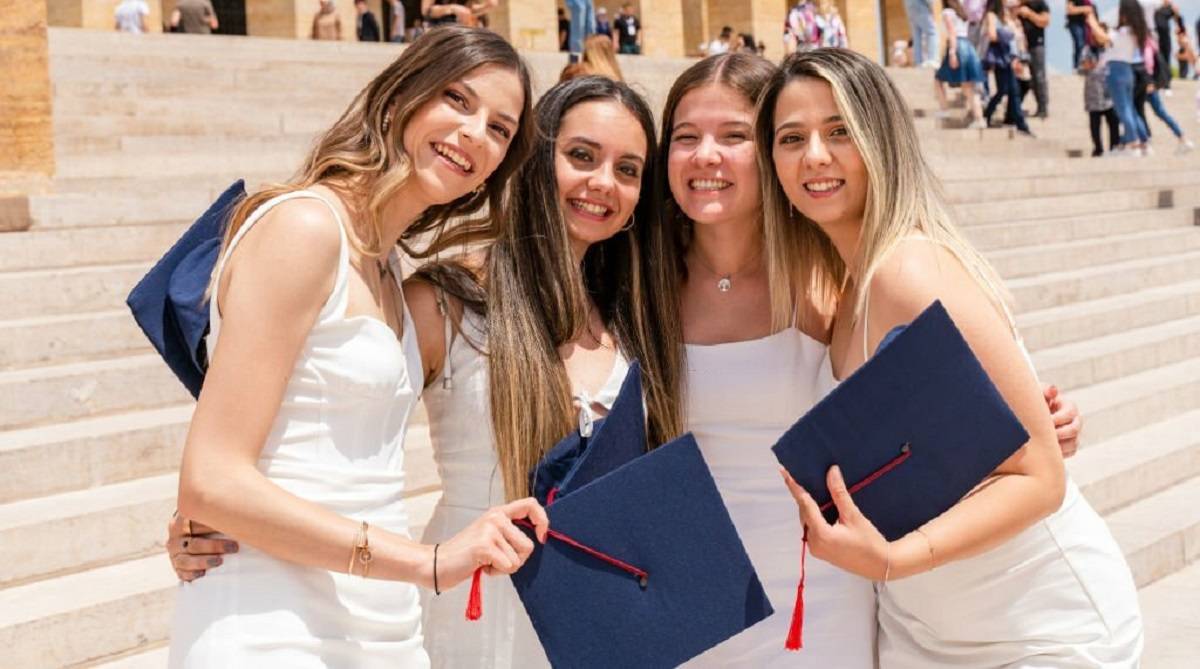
[915, 527, 936, 572]
[348, 521, 373, 578]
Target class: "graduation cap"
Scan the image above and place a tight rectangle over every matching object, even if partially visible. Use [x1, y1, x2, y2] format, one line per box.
[771, 299, 1030, 650]
[126, 180, 245, 398]
[469, 362, 774, 668]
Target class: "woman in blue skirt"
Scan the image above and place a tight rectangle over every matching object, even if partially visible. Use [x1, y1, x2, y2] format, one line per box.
[934, 0, 986, 129]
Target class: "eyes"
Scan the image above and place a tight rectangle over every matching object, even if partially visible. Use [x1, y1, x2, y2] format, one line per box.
[670, 130, 750, 145]
[777, 125, 850, 146]
[443, 86, 513, 140]
[566, 146, 642, 178]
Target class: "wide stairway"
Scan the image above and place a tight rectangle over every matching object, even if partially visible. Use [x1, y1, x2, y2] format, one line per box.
[1, 29, 1197, 667]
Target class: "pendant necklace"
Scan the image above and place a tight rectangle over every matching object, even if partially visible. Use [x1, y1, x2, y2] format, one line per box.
[690, 247, 761, 293]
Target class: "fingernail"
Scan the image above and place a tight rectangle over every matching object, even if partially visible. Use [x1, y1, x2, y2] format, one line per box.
[224, 542, 239, 553]
[181, 539, 190, 550]
[208, 557, 222, 567]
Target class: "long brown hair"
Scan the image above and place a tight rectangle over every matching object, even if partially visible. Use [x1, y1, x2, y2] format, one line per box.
[483, 76, 684, 499]
[220, 25, 534, 264]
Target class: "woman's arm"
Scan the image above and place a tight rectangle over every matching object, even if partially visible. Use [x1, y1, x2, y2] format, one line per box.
[986, 12, 998, 43]
[177, 201, 545, 590]
[786, 240, 1065, 581]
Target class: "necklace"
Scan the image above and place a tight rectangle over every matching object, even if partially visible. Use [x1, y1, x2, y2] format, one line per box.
[689, 248, 761, 293]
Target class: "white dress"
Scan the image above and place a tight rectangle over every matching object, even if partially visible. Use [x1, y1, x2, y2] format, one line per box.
[868, 298, 1144, 668]
[682, 326, 878, 668]
[168, 191, 430, 668]
[417, 306, 629, 668]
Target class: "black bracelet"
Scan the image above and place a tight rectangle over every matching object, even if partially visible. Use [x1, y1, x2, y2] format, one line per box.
[433, 543, 441, 595]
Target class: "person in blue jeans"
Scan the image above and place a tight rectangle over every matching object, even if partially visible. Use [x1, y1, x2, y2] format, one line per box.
[904, 0, 938, 67]
[566, 0, 596, 57]
[982, 0, 1032, 136]
[1096, 2, 1150, 154]
[1066, 1, 1095, 70]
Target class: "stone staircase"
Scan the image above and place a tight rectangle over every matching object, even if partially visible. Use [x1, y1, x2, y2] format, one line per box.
[0, 27, 1196, 667]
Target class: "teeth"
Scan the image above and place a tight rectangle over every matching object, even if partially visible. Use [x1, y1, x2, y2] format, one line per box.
[434, 143, 472, 172]
[805, 180, 842, 192]
[690, 179, 732, 191]
[571, 200, 609, 216]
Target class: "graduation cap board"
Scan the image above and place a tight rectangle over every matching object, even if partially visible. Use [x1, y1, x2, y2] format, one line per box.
[469, 362, 774, 668]
[126, 180, 245, 398]
[770, 299, 1030, 650]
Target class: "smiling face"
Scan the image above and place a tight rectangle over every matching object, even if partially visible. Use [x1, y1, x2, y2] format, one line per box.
[401, 64, 524, 207]
[554, 99, 648, 254]
[667, 84, 761, 227]
[771, 77, 868, 235]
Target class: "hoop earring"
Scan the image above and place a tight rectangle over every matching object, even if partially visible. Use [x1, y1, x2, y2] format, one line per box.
[472, 183, 486, 196]
[620, 213, 636, 232]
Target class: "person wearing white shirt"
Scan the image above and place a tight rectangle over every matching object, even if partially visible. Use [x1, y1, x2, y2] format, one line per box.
[114, 0, 149, 34]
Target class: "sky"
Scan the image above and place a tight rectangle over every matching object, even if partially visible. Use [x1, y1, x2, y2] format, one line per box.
[1043, 0, 1200, 72]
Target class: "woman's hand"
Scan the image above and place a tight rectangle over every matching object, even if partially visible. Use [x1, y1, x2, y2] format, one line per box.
[949, 52, 959, 70]
[166, 512, 238, 582]
[1044, 384, 1082, 458]
[781, 466, 890, 581]
[434, 498, 550, 590]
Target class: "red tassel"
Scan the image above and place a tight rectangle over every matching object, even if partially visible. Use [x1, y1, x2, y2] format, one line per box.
[465, 567, 483, 621]
[785, 530, 809, 651]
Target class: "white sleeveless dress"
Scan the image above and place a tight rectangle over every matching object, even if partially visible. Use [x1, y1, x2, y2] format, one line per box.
[862, 291, 1144, 667]
[417, 306, 629, 668]
[168, 191, 430, 668]
[682, 327, 877, 668]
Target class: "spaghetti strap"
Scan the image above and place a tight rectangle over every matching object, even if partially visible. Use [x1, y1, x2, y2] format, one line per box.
[435, 286, 455, 390]
[209, 190, 350, 343]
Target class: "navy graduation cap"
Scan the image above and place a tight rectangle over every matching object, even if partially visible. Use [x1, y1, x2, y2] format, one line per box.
[771, 299, 1029, 650]
[126, 180, 245, 398]
[472, 362, 773, 668]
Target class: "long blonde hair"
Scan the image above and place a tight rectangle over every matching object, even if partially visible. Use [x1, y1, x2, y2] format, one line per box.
[559, 36, 625, 82]
[756, 48, 1011, 331]
[220, 26, 534, 265]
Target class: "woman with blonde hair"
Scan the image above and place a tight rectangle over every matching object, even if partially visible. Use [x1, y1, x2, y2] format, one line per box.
[167, 26, 549, 667]
[759, 48, 1142, 666]
[560, 34, 625, 82]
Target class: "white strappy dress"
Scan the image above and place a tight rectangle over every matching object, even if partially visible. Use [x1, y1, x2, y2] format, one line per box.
[682, 326, 878, 668]
[417, 306, 629, 669]
[168, 191, 430, 668]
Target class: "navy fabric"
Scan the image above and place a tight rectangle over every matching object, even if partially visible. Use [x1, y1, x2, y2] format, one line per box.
[126, 180, 244, 398]
[771, 300, 1030, 542]
[515, 363, 773, 668]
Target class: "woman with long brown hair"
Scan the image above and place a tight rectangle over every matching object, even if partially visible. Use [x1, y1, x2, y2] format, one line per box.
[166, 26, 549, 667]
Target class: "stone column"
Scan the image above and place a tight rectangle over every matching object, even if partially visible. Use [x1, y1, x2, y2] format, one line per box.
[637, 0, 684, 57]
[681, 0, 707, 56]
[838, 0, 881, 63]
[48, 0, 165, 32]
[491, 0, 558, 53]
[1, 0, 55, 202]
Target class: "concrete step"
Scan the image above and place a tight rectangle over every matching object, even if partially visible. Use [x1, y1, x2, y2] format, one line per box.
[1032, 314, 1200, 390]
[92, 644, 169, 668]
[1018, 280, 1200, 351]
[933, 152, 1200, 180]
[1071, 357, 1200, 444]
[966, 208, 1191, 253]
[1008, 250, 1200, 313]
[56, 149, 304, 180]
[0, 405, 190, 505]
[956, 186, 1174, 226]
[945, 168, 1200, 204]
[57, 133, 322, 160]
[990, 228, 1200, 280]
[0, 354, 191, 431]
[0, 555, 176, 669]
[1, 262, 148, 319]
[0, 221, 188, 272]
[1137, 559, 1200, 668]
[0, 310, 150, 370]
[0, 474, 176, 586]
[55, 111, 326, 141]
[1109, 475, 1200, 587]
[1072, 411, 1200, 516]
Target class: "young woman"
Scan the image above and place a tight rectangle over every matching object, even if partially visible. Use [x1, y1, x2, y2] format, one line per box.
[166, 27, 551, 668]
[934, 0, 985, 129]
[981, 0, 1033, 136]
[1105, 0, 1152, 155]
[760, 48, 1143, 667]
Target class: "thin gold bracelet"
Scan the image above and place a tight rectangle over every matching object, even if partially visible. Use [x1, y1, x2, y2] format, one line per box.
[915, 527, 936, 572]
[348, 521, 373, 578]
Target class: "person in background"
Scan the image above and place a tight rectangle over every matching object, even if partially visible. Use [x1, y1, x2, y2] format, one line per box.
[115, 0, 149, 34]
[815, 0, 848, 49]
[891, 39, 912, 66]
[613, 3, 641, 55]
[356, 0, 381, 42]
[935, 0, 986, 129]
[1178, 25, 1196, 79]
[312, 0, 342, 40]
[558, 7, 570, 51]
[1153, 1, 1180, 92]
[1097, 0, 1151, 156]
[596, 6, 613, 40]
[1066, 1, 1095, 70]
[784, 0, 818, 55]
[422, 0, 496, 26]
[390, 0, 406, 41]
[171, 0, 219, 34]
[565, 0, 596, 58]
[1015, 0, 1051, 118]
[559, 34, 624, 81]
[982, 0, 1033, 137]
[903, 0, 940, 67]
[1142, 37, 1196, 153]
[737, 33, 758, 54]
[706, 25, 735, 56]
[1081, 20, 1120, 156]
